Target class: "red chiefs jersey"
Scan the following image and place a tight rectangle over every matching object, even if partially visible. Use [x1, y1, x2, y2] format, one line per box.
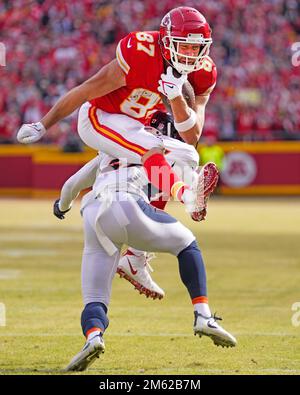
[90, 31, 217, 124]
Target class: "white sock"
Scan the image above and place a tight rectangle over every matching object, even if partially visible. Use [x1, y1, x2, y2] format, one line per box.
[194, 303, 211, 318]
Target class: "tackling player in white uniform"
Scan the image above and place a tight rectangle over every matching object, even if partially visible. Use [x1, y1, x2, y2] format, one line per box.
[54, 133, 236, 372]
[55, 115, 216, 301]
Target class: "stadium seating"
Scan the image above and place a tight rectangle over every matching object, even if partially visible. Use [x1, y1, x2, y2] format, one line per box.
[0, 0, 299, 143]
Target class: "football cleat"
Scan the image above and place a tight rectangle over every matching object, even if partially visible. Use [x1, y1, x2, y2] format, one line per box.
[116, 250, 165, 300]
[193, 312, 237, 348]
[64, 334, 105, 372]
[184, 162, 219, 222]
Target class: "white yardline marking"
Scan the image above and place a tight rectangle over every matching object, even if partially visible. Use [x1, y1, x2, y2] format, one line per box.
[88, 367, 300, 374]
[0, 224, 83, 232]
[0, 303, 5, 326]
[0, 332, 298, 337]
[0, 235, 82, 242]
[0, 367, 298, 374]
[0, 250, 59, 258]
[0, 269, 21, 279]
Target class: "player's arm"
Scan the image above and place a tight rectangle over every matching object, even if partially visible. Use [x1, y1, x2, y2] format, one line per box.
[42, 59, 125, 129]
[17, 59, 126, 144]
[168, 94, 210, 146]
[54, 156, 100, 219]
[158, 66, 212, 147]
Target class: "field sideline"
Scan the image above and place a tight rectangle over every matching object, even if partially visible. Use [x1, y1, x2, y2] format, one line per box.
[0, 197, 300, 375]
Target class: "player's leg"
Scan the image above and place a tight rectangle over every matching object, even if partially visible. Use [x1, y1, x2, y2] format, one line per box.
[114, 195, 236, 348]
[116, 161, 218, 296]
[177, 242, 236, 347]
[77, 103, 194, 205]
[65, 201, 121, 372]
[78, 102, 156, 163]
[116, 193, 168, 299]
[117, 247, 164, 300]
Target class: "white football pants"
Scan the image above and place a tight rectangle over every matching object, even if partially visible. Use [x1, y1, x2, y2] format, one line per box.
[81, 192, 195, 307]
[78, 102, 164, 163]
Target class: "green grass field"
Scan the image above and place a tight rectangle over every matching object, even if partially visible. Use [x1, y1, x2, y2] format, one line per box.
[0, 197, 300, 375]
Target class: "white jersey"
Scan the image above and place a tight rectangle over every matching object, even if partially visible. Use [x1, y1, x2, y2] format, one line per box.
[59, 135, 199, 213]
[92, 153, 149, 203]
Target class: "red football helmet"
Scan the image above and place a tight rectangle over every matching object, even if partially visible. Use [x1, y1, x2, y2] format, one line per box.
[159, 7, 212, 74]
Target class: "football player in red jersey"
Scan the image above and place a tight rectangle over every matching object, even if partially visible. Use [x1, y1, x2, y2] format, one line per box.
[17, 6, 218, 220]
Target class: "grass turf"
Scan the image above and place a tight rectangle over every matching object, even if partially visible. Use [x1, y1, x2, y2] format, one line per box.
[0, 197, 299, 375]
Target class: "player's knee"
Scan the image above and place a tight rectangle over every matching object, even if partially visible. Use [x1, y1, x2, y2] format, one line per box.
[142, 147, 164, 163]
[164, 232, 195, 256]
[178, 240, 200, 257]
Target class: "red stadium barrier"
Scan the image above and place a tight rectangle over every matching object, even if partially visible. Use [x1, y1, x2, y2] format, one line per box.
[210, 141, 300, 195]
[1, 142, 300, 197]
[0, 145, 94, 197]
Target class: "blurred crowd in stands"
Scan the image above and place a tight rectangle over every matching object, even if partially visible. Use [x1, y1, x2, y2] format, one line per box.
[0, 0, 300, 146]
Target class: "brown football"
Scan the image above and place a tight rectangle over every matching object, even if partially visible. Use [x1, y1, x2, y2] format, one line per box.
[161, 68, 196, 111]
[182, 79, 196, 110]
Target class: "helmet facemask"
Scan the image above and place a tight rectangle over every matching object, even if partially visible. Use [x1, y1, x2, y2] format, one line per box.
[162, 33, 212, 75]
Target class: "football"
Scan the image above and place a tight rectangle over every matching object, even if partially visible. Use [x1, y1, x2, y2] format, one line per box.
[182, 79, 196, 110]
[161, 68, 196, 112]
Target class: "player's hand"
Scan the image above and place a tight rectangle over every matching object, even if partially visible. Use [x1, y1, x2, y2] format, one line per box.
[158, 66, 187, 101]
[17, 122, 46, 144]
[53, 199, 71, 220]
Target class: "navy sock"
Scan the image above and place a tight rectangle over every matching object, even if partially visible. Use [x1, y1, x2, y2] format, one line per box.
[81, 302, 109, 337]
[177, 240, 207, 301]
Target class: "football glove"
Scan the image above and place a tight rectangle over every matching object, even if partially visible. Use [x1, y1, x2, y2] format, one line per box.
[53, 199, 71, 220]
[158, 66, 187, 100]
[17, 122, 46, 144]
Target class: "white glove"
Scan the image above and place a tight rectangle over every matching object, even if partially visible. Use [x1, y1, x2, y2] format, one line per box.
[17, 122, 46, 144]
[157, 66, 187, 100]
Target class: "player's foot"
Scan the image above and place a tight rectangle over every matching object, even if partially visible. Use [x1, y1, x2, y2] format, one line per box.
[64, 334, 105, 372]
[184, 162, 219, 221]
[117, 250, 165, 300]
[193, 312, 237, 348]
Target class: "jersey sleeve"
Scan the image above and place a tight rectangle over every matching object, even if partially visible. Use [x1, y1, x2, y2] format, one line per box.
[115, 32, 156, 86]
[188, 56, 217, 96]
[59, 156, 100, 211]
[116, 33, 134, 76]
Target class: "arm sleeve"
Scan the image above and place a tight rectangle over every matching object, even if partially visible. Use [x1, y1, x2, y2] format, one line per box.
[59, 156, 100, 211]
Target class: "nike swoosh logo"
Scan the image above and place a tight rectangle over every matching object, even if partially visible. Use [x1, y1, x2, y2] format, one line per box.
[82, 342, 91, 351]
[127, 38, 132, 48]
[166, 85, 174, 89]
[127, 259, 138, 275]
[207, 321, 217, 329]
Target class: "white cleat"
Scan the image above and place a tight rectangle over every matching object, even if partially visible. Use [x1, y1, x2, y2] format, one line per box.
[194, 312, 237, 348]
[65, 334, 105, 372]
[117, 250, 165, 300]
